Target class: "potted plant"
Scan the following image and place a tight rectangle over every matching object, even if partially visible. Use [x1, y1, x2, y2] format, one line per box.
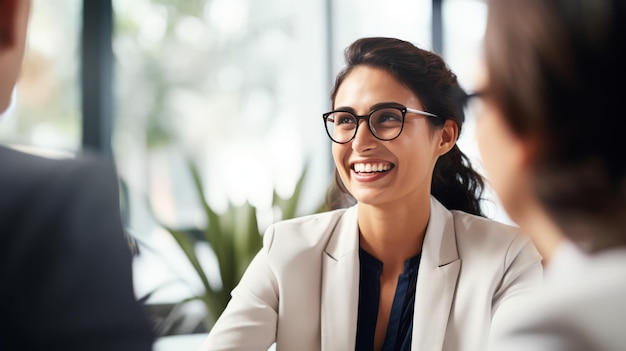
[149, 158, 326, 332]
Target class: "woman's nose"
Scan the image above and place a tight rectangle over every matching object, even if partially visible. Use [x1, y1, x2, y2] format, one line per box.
[352, 119, 377, 152]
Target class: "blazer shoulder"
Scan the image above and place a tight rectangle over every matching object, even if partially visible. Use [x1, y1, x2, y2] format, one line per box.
[263, 207, 353, 255]
[269, 208, 349, 240]
[450, 210, 534, 258]
[451, 210, 521, 241]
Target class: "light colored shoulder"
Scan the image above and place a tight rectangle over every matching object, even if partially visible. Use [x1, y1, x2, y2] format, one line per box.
[449, 210, 541, 268]
[491, 270, 626, 351]
[451, 210, 525, 246]
[538, 250, 626, 331]
[263, 207, 353, 251]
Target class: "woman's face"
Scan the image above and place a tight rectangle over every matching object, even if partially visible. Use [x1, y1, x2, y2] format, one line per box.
[332, 65, 453, 207]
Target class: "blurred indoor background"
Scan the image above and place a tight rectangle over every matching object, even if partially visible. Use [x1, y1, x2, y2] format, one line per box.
[0, 0, 509, 341]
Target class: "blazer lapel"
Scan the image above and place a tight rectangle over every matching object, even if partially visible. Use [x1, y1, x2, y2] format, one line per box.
[412, 197, 461, 350]
[320, 206, 360, 351]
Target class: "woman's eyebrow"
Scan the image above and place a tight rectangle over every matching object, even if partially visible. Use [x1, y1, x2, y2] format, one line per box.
[332, 106, 356, 113]
[370, 101, 403, 110]
[333, 102, 403, 113]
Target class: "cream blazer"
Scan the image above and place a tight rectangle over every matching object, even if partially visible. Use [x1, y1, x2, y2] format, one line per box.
[202, 197, 542, 351]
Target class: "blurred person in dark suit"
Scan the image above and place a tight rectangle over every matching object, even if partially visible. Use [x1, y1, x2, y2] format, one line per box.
[471, 0, 626, 350]
[0, 0, 154, 349]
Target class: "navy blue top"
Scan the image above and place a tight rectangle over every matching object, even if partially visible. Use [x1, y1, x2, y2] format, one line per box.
[355, 248, 422, 351]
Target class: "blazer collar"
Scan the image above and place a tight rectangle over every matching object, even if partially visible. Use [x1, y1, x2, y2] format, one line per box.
[422, 196, 460, 267]
[321, 205, 360, 350]
[324, 205, 359, 260]
[412, 197, 461, 350]
[323, 198, 458, 265]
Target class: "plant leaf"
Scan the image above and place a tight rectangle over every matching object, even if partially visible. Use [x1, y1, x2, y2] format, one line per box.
[164, 226, 211, 293]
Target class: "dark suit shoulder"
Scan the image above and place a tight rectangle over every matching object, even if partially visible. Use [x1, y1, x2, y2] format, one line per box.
[0, 145, 114, 202]
[0, 145, 154, 349]
[0, 145, 121, 275]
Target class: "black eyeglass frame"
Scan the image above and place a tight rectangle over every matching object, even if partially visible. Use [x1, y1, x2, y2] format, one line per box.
[322, 103, 438, 144]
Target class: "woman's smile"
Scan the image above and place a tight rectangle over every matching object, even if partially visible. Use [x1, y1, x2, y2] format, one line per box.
[351, 161, 395, 182]
[352, 161, 393, 173]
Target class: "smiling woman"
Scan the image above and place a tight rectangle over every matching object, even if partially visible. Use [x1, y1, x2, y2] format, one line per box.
[201, 37, 544, 351]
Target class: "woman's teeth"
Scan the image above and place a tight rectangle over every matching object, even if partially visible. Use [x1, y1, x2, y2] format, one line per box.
[353, 163, 391, 173]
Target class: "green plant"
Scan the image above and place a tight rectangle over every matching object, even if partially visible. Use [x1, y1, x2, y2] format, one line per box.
[154, 158, 325, 331]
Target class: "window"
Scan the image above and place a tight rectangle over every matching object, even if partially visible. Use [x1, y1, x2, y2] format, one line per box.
[0, 0, 81, 153]
[2, 0, 510, 319]
[113, 0, 330, 303]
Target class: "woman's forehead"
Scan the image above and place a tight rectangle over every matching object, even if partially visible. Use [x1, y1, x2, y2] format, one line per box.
[334, 66, 422, 111]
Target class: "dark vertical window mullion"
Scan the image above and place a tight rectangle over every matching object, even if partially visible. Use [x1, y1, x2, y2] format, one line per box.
[81, 0, 114, 158]
[432, 0, 444, 56]
[325, 0, 334, 103]
[325, 0, 335, 169]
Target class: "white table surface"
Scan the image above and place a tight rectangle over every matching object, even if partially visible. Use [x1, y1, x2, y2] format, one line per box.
[154, 333, 208, 351]
[155, 334, 276, 351]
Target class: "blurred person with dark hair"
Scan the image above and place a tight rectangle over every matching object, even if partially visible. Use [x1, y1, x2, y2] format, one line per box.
[471, 0, 626, 349]
[0, 0, 154, 349]
[202, 37, 542, 351]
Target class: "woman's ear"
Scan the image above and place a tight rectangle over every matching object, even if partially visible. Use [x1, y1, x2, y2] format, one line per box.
[437, 119, 459, 156]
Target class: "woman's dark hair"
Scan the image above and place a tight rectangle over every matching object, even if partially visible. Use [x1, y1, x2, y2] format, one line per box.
[485, 0, 626, 250]
[326, 37, 485, 216]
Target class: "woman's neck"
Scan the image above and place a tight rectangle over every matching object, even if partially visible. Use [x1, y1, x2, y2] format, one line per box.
[357, 197, 430, 268]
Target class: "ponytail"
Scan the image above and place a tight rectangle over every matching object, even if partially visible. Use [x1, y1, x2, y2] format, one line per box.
[432, 145, 484, 216]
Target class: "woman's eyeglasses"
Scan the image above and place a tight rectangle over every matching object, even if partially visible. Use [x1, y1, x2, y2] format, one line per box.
[322, 103, 438, 144]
